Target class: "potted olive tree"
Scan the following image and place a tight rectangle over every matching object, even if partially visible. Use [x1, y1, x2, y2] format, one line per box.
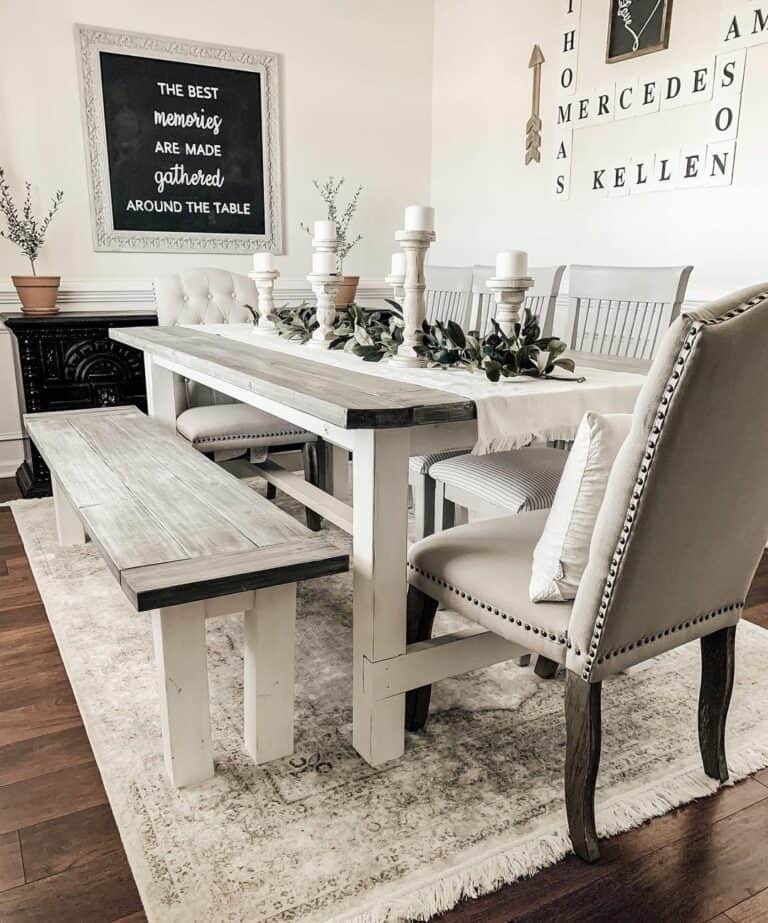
[301, 176, 363, 307]
[0, 167, 64, 315]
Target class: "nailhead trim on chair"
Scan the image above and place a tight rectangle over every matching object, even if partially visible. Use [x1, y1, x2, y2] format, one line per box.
[581, 290, 768, 682]
[191, 429, 306, 445]
[594, 602, 745, 664]
[407, 561, 577, 652]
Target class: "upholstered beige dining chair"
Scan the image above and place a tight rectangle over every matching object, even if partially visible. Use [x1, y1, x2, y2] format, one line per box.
[154, 268, 323, 529]
[405, 283, 768, 862]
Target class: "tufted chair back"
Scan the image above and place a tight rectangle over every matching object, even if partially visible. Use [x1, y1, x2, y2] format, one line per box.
[153, 268, 258, 407]
[568, 283, 768, 682]
[154, 268, 257, 326]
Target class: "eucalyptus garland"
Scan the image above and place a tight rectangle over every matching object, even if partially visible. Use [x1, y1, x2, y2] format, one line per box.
[247, 301, 580, 383]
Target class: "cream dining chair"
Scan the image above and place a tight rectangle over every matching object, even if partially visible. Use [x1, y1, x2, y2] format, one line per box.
[405, 282, 768, 861]
[408, 265, 566, 541]
[153, 268, 324, 529]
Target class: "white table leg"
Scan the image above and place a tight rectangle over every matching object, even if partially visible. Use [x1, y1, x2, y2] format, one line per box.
[52, 477, 85, 546]
[144, 355, 186, 428]
[243, 583, 296, 764]
[352, 428, 410, 766]
[152, 602, 214, 787]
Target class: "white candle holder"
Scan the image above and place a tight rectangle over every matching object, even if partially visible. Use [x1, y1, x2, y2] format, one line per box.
[308, 236, 341, 347]
[392, 228, 436, 366]
[385, 273, 405, 302]
[248, 269, 280, 332]
[485, 276, 534, 338]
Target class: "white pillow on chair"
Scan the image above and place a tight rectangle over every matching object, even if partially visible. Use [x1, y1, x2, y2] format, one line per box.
[530, 412, 632, 603]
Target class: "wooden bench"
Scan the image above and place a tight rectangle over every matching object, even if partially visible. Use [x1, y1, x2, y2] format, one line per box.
[24, 406, 348, 788]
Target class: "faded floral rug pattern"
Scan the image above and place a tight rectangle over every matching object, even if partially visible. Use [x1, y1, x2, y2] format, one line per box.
[11, 495, 768, 923]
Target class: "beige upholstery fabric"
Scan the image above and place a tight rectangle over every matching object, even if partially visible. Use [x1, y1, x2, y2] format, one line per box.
[568, 284, 768, 681]
[154, 268, 257, 326]
[153, 268, 312, 451]
[176, 404, 315, 453]
[408, 510, 572, 664]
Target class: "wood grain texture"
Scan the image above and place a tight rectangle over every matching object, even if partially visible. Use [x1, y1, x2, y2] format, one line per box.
[123, 539, 349, 611]
[110, 325, 476, 429]
[725, 888, 768, 922]
[565, 674, 602, 863]
[0, 831, 24, 892]
[19, 804, 125, 884]
[25, 407, 348, 610]
[699, 626, 737, 782]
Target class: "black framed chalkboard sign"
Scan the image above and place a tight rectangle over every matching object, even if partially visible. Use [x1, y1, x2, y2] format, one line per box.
[75, 24, 283, 254]
[606, 0, 673, 64]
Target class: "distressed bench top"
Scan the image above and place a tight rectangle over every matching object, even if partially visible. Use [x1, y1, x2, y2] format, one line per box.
[110, 325, 477, 429]
[24, 407, 348, 611]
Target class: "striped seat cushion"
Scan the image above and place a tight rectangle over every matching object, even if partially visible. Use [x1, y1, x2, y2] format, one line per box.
[409, 449, 472, 476]
[429, 448, 568, 514]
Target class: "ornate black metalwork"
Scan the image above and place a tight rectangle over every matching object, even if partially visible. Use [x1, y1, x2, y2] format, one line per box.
[3, 312, 157, 497]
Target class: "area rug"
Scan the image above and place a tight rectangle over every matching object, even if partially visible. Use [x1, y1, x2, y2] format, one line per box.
[10, 495, 768, 923]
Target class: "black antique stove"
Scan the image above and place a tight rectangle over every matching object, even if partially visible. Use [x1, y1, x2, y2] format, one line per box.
[3, 312, 158, 497]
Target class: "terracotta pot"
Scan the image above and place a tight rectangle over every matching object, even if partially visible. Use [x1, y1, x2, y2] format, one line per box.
[335, 275, 360, 308]
[12, 275, 61, 315]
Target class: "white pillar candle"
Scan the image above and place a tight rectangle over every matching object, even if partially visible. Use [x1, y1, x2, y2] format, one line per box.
[390, 252, 406, 276]
[495, 250, 529, 279]
[312, 251, 337, 275]
[404, 205, 435, 232]
[253, 252, 274, 272]
[314, 219, 338, 241]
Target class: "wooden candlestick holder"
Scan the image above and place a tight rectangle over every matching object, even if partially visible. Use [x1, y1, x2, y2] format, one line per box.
[248, 269, 280, 332]
[485, 276, 534, 338]
[392, 229, 436, 367]
[385, 273, 405, 302]
[308, 237, 341, 347]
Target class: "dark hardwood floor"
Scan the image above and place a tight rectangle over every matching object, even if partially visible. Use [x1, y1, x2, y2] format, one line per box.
[0, 477, 767, 923]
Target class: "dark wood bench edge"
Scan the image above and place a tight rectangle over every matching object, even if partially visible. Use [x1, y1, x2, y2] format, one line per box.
[122, 544, 349, 611]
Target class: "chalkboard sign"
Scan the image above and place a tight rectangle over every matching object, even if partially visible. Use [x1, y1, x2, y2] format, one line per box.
[77, 25, 283, 254]
[606, 0, 673, 64]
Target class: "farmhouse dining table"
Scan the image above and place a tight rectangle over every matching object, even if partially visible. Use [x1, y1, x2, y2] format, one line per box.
[110, 322, 646, 768]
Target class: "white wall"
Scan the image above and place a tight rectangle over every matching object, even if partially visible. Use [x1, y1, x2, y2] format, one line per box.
[430, 0, 768, 303]
[0, 0, 434, 477]
[0, 0, 434, 285]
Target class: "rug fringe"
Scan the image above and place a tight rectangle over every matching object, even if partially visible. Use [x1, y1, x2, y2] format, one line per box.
[339, 740, 768, 923]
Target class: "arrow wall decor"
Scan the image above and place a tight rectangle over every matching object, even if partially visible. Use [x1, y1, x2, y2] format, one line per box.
[525, 44, 545, 165]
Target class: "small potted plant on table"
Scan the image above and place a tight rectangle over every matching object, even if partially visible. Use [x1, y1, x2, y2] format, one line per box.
[302, 176, 363, 307]
[0, 167, 64, 315]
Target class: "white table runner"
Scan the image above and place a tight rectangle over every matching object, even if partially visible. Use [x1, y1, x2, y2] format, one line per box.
[194, 324, 646, 454]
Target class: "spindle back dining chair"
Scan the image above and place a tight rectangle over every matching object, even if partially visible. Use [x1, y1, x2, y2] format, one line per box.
[568, 264, 693, 360]
[408, 265, 565, 542]
[424, 266, 475, 327]
[406, 283, 768, 862]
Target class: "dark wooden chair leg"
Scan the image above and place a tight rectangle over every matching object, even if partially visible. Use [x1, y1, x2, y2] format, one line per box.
[699, 625, 736, 783]
[516, 654, 532, 667]
[565, 672, 602, 863]
[405, 586, 439, 732]
[534, 655, 559, 679]
[301, 442, 322, 531]
[266, 482, 277, 500]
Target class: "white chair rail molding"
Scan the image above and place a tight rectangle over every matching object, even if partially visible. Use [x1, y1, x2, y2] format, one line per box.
[2, 2, 768, 921]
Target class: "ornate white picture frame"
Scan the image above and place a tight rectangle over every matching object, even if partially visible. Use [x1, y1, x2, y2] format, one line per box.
[75, 24, 283, 254]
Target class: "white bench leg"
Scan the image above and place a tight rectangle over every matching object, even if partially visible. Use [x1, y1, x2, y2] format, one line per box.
[52, 477, 85, 546]
[243, 584, 296, 764]
[152, 602, 214, 787]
